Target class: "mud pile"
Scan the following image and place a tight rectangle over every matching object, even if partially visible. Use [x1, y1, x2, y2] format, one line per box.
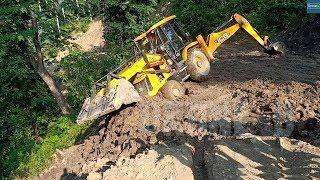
[101, 144, 195, 180]
[77, 79, 320, 160]
[38, 34, 320, 179]
[92, 135, 320, 179]
[75, 38, 320, 165]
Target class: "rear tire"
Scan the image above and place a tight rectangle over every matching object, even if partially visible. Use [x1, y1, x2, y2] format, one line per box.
[162, 80, 186, 100]
[186, 48, 210, 82]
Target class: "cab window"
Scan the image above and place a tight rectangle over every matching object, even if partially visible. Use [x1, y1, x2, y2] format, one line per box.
[161, 23, 184, 52]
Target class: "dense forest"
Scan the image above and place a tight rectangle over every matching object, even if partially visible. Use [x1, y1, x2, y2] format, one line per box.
[0, 0, 315, 179]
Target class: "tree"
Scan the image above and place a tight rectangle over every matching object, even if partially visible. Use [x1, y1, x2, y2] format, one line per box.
[0, 1, 71, 115]
[102, 0, 159, 46]
[18, 12, 71, 114]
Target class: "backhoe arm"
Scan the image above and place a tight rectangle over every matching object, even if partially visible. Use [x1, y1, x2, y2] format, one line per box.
[196, 13, 282, 59]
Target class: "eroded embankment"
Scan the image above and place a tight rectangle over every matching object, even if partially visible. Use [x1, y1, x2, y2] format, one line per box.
[38, 79, 320, 179]
[77, 79, 320, 162]
[97, 135, 320, 180]
[37, 33, 320, 179]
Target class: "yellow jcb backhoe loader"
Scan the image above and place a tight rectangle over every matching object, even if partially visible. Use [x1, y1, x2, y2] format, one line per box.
[76, 13, 284, 124]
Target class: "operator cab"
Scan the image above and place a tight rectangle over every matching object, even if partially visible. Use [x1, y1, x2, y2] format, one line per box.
[134, 15, 191, 68]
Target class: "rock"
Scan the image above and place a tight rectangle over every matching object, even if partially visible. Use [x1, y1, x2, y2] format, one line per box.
[262, 90, 273, 98]
[149, 135, 158, 144]
[233, 121, 245, 136]
[94, 158, 109, 169]
[312, 139, 320, 146]
[99, 128, 105, 136]
[208, 121, 219, 133]
[218, 119, 231, 136]
[301, 130, 309, 137]
[258, 117, 274, 136]
[87, 172, 102, 180]
[274, 121, 294, 137]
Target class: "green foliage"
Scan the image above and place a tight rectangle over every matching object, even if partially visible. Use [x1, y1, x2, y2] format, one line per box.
[60, 18, 91, 36]
[0, 0, 35, 43]
[35, 0, 100, 55]
[103, 0, 160, 44]
[169, 0, 311, 36]
[58, 48, 131, 110]
[0, 44, 59, 178]
[15, 116, 91, 177]
[55, 0, 162, 111]
[0, 1, 94, 179]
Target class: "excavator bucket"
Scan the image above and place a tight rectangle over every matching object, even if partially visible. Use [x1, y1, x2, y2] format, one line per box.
[266, 41, 285, 55]
[76, 79, 141, 124]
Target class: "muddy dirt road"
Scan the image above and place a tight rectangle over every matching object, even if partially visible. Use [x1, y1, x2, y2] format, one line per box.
[93, 136, 320, 179]
[37, 31, 320, 179]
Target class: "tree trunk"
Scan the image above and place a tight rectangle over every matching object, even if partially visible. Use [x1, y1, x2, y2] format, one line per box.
[19, 40, 71, 114]
[37, 66, 71, 114]
[19, 11, 71, 115]
[31, 13, 71, 115]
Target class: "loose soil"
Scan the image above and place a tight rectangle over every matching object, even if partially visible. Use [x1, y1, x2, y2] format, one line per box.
[69, 20, 105, 52]
[55, 20, 105, 62]
[37, 26, 320, 180]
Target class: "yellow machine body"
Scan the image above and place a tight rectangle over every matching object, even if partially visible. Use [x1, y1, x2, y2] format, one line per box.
[77, 13, 283, 124]
[134, 15, 177, 42]
[101, 54, 171, 97]
[182, 13, 269, 61]
[130, 13, 274, 97]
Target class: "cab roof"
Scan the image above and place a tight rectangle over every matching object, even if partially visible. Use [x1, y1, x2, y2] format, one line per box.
[134, 15, 176, 42]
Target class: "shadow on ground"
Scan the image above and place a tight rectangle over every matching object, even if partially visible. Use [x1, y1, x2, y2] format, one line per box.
[155, 129, 320, 180]
[60, 169, 87, 180]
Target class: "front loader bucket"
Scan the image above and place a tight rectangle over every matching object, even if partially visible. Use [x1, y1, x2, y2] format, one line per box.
[76, 79, 141, 124]
[266, 41, 285, 55]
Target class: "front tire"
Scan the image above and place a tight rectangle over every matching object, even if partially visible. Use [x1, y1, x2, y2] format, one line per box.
[186, 48, 210, 82]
